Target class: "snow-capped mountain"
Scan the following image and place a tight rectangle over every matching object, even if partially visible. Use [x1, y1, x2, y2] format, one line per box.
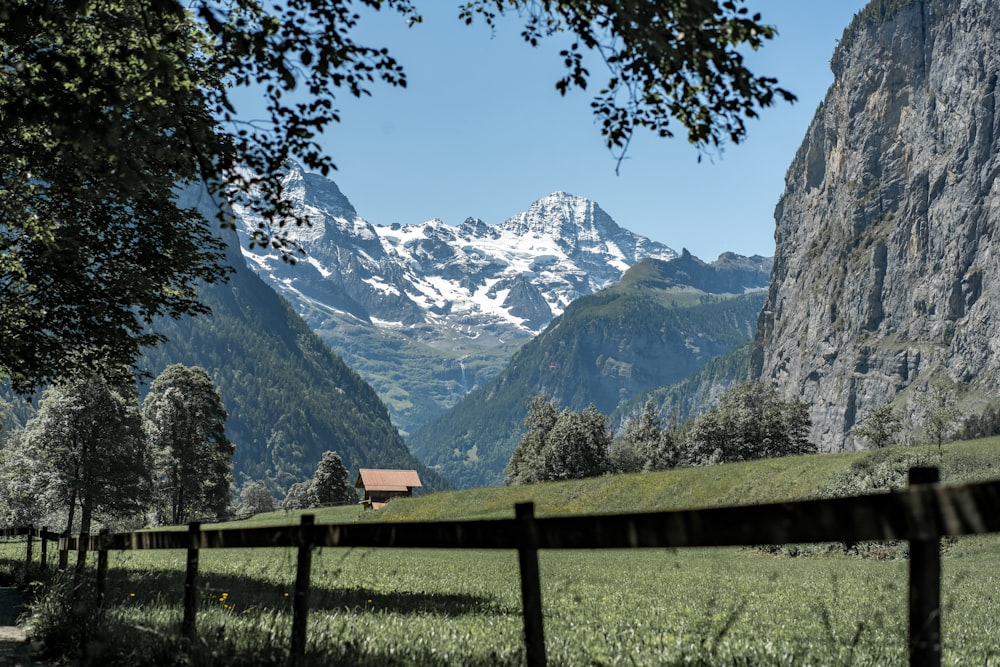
[234, 164, 678, 343]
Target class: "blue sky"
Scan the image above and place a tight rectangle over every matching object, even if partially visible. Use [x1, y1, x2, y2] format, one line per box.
[302, 1, 869, 260]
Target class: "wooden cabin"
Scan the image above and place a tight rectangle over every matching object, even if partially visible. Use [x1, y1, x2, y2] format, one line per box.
[355, 468, 422, 510]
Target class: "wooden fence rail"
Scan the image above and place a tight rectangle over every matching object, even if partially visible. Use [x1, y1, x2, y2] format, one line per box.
[3, 467, 1000, 667]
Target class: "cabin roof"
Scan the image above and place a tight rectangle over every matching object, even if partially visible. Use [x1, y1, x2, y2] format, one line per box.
[355, 468, 422, 492]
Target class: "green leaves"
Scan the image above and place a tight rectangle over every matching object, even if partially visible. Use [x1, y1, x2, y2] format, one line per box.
[0, 0, 423, 390]
[505, 397, 610, 484]
[142, 364, 234, 524]
[462, 0, 796, 171]
[2, 0, 793, 393]
[684, 380, 814, 464]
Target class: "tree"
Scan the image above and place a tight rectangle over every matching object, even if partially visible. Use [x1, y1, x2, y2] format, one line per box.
[0, 429, 51, 528]
[310, 451, 357, 506]
[852, 404, 904, 449]
[14, 375, 151, 541]
[610, 399, 679, 473]
[916, 380, 961, 449]
[238, 481, 275, 516]
[506, 398, 611, 484]
[540, 406, 612, 481]
[461, 1, 795, 170]
[505, 395, 560, 485]
[142, 365, 234, 525]
[1, 0, 793, 392]
[683, 381, 813, 465]
[282, 481, 315, 510]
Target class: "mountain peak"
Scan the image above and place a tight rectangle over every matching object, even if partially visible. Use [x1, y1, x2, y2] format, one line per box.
[500, 192, 613, 239]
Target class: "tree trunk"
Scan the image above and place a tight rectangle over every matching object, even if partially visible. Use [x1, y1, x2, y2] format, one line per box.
[64, 487, 77, 536]
[75, 500, 93, 574]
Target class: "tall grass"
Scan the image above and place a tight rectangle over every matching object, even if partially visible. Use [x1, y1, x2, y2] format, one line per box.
[3, 439, 999, 665]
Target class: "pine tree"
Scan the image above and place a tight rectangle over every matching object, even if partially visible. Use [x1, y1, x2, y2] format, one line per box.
[610, 399, 679, 473]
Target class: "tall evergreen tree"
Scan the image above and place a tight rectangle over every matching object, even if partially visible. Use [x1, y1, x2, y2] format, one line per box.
[610, 399, 679, 473]
[142, 365, 234, 524]
[506, 398, 611, 484]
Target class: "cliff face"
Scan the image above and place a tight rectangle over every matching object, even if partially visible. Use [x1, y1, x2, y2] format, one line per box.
[753, 0, 1000, 449]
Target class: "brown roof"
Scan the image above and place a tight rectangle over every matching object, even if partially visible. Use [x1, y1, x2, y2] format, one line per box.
[355, 468, 422, 492]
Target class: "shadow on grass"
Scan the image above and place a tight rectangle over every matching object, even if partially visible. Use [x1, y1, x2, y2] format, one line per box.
[101, 566, 511, 618]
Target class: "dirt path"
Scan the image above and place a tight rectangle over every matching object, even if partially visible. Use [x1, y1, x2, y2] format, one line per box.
[0, 587, 42, 666]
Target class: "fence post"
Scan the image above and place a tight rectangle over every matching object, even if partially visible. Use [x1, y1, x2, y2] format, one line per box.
[96, 529, 109, 613]
[290, 514, 315, 665]
[24, 525, 33, 579]
[58, 532, 69, 570]
[516, 502, 547, 667]
[909, 466, 941, 667]
[40, 526, 48, 571]
[183, 522, 201, 642]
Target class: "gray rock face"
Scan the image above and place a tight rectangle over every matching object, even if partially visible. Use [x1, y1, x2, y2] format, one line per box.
[753, 0, 1000, 450]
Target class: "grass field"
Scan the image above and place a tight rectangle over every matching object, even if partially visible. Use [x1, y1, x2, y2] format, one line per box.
[3, 439, 1000, 665]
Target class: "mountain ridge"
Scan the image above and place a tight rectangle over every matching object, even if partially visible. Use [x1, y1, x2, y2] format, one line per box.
[141, 185, 444, 495]
[409, 255, 770, 487]
[232, 168, 683, 433]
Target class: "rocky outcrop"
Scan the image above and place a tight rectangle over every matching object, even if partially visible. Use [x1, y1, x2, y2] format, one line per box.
[753, 0, 1000, 450]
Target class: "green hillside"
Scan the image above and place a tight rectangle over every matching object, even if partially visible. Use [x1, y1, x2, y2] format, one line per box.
[140, 240, 446, 496]
[612, 339, 755, 428]
[408, 259, 767, 489]
[313, 320, 521, 437]
[363, 439, 1000, 522]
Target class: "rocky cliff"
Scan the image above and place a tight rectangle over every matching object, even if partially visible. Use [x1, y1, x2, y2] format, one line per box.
[753, 0, 1000, 449]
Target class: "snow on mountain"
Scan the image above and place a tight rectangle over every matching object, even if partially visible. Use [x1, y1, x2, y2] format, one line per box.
[232, 164, 677, 345]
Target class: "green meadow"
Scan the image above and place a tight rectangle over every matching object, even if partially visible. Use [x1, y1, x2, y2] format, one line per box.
[4, 439, 1000, 665]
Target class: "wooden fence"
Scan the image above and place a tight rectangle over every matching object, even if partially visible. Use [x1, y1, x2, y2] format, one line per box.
[4, 466, 1000, 667]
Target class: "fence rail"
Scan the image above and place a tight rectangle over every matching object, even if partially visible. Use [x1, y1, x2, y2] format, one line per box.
[4, 466, 1000, 667]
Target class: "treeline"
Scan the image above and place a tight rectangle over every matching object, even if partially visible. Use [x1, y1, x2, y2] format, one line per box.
[0, 362, 364, 536]
[505, 381, 814, 485]
[410, 287, 766, 488]
[0, 365, 233, 536]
